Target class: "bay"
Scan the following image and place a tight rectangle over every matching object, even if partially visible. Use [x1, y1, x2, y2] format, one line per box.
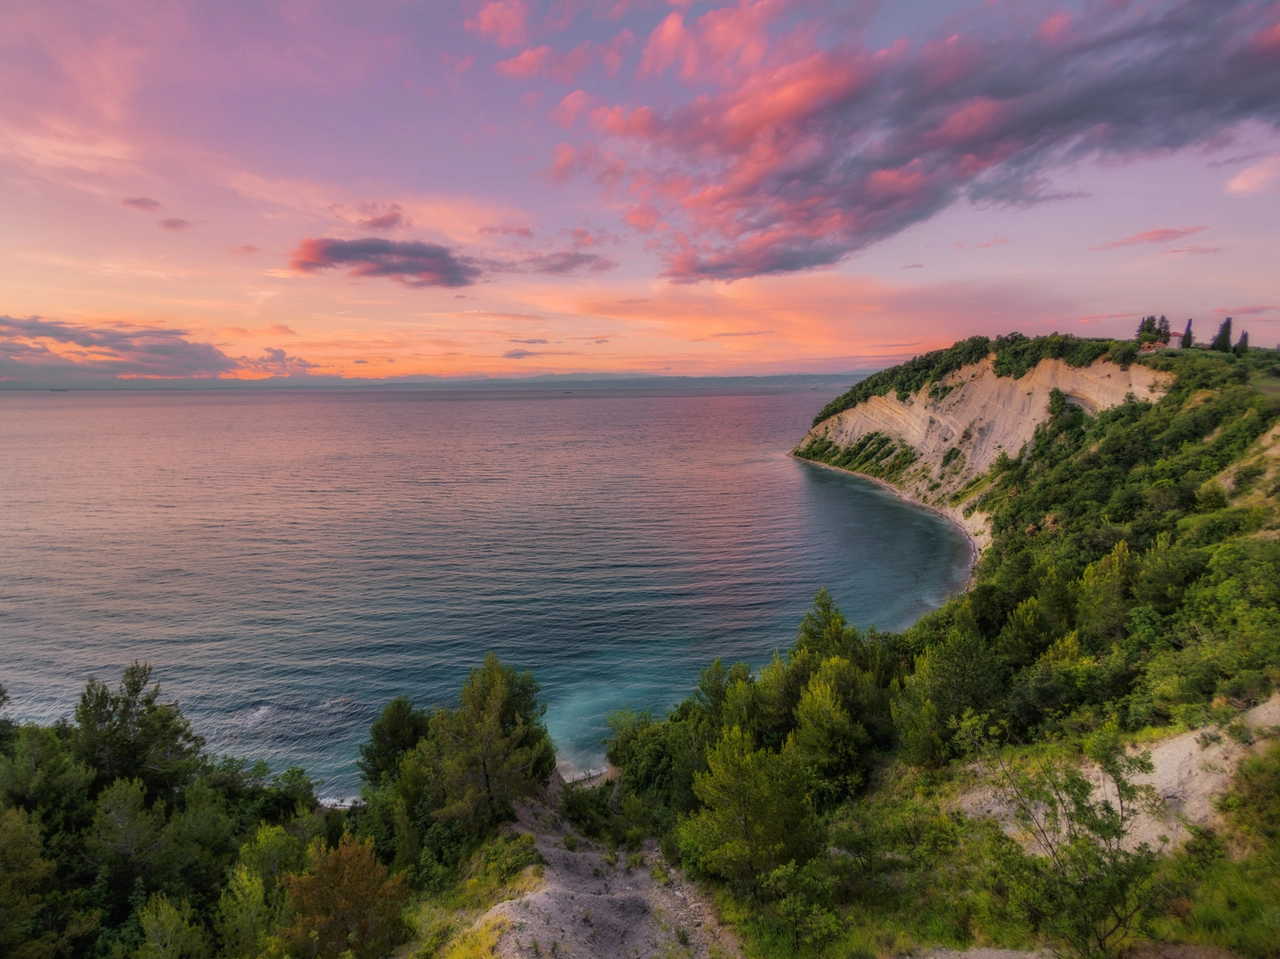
[0, 388, 970, 799]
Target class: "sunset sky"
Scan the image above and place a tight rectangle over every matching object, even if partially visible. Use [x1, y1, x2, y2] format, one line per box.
[3, 0, 1280, 384]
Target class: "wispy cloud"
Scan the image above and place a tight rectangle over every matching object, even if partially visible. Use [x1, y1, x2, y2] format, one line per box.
[1091, 226, 1206, 251]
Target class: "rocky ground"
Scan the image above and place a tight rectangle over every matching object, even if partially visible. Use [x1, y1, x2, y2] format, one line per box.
[481, 774, 743, 959]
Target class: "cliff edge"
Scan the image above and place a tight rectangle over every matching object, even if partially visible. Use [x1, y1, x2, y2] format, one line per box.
[796, 354, 1172, 551]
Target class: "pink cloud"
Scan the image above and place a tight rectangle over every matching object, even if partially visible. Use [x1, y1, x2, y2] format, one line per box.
[638, 0, 776, 82]
[1090, 226, 1207, 250]
[545, 0, 1280, 282]
[465, 0, 529, 48]
[552, 90, 593, 127]
[1215, 304, 1279, 315]
[496, 42, 592, 83]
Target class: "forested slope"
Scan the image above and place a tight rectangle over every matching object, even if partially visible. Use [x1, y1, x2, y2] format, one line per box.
[583, 334, 1280, 959]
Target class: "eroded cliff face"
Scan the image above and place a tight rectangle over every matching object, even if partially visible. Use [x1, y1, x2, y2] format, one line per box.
[798, 355, 1172, 550]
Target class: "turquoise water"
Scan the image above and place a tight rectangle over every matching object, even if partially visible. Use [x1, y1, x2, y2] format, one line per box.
[0, 388, 970, 799]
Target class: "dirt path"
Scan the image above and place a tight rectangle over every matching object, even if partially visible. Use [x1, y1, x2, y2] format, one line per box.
[481, 776, 743, 959]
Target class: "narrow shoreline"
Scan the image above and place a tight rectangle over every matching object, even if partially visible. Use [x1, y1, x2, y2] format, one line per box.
[790, 451, 981, 588]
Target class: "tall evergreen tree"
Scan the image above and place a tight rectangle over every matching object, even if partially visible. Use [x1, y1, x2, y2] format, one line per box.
[357, 696, 431, 786]
[1180, 318, 1194, 348]
[1156, 315, 1171, 344]
[1211, 317, 1233, 352]
[1235, 330, 1250, 355]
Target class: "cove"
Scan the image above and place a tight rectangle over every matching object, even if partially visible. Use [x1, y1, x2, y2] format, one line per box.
[0, 387, 971, 799]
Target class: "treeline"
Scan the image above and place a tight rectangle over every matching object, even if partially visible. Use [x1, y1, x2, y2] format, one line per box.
[574, 342, 1280, 958]
[0, 653, 555, 959]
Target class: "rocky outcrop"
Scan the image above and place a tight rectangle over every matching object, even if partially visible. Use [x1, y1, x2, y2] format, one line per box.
[798, 355, 1173, 550]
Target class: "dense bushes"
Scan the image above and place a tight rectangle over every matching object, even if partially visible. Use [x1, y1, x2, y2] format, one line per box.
[0, 652, 553, 959]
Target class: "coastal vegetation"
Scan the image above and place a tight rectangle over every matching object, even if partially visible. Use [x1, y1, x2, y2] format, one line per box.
[0, 655, 553, 959]
[583, 336, 1280, 958]
[4, 332, 1279, 959]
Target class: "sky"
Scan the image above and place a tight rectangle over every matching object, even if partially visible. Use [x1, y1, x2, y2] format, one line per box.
[2, 0, 1280, 385]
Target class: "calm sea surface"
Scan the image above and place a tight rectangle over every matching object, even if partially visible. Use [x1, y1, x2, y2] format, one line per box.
[0, 388, 969, 799]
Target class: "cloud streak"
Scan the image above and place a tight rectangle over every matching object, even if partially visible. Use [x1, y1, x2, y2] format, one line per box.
[288, 235, 617, 287]
[553, 0, 1280, 281]
[1091, 226, 1207, 250]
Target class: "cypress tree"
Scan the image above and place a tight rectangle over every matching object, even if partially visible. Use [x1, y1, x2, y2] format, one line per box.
[1180, 318, 1193, 349]
[1211, 317, 1233, 352]
[1234, 330, 1250, 356]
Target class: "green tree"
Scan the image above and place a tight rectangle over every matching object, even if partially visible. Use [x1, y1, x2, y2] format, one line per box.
[1234, 329, 1249, 356]
[1211, 317, 1233, 352]
[0, 807, 58, 959]
[214, 863, 279, 959]
[357, 697, 431, 787]
[1074, 540, 1136, 650]
[1180, 318, 1193, 349]
[677, 726, 819, 893]
[426, 654, 555, 831]
[276, 835, 411, 959]
[0, 684, 16, 756]
[74, 664, 205, 801]
[134, 894, 210, 959]
[983, 729, 1169, 959]
[791, 662, 869, 810]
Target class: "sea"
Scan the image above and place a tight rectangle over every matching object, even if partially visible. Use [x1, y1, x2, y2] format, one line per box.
[0, 387, 971, 800]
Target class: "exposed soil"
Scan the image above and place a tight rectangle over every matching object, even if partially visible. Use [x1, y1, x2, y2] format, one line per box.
[955, 695, 1280, 851]
[481, 774, 743, 959]
[799, 355, 1173, 551]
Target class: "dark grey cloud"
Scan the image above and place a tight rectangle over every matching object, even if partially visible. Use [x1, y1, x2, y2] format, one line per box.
[503, 348, 542, 358]
[290, 237, 486, 287]
[288, 236, 617, 289]
[122, 196, 161, 211]
[520, 250, 616, 276]
[0, 314, 237, 382]
[159, 218, 192, 231]
[509, 337, 549, 344]
[575, 0, 1280, 281]
[0, 315, 320, 384]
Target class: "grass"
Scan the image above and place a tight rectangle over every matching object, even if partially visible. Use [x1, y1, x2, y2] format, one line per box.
[1249, 371, 1280, 399]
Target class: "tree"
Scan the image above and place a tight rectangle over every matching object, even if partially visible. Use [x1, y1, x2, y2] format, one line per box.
[426, 653, 555, 831]
[276, 834, 411, 959]
[981, 727, 1170, 959]
[1134, 316, 1156, 342]
[1155, 316, 1171, 344]
[677, 726, 819, 893]
[73, 663, 204, 801]
[1210, 317, 1233, 352]
[1234, 329, 1249, 356]
[135, 894, 210, 959]
[357, 696, 431, 787]
[214, 864, 280, 959]
[0, 807, 57, 959]
[1180, 318, 1193, 348]
[791, 663, 870, 810]
[0, 684, 15, 756]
